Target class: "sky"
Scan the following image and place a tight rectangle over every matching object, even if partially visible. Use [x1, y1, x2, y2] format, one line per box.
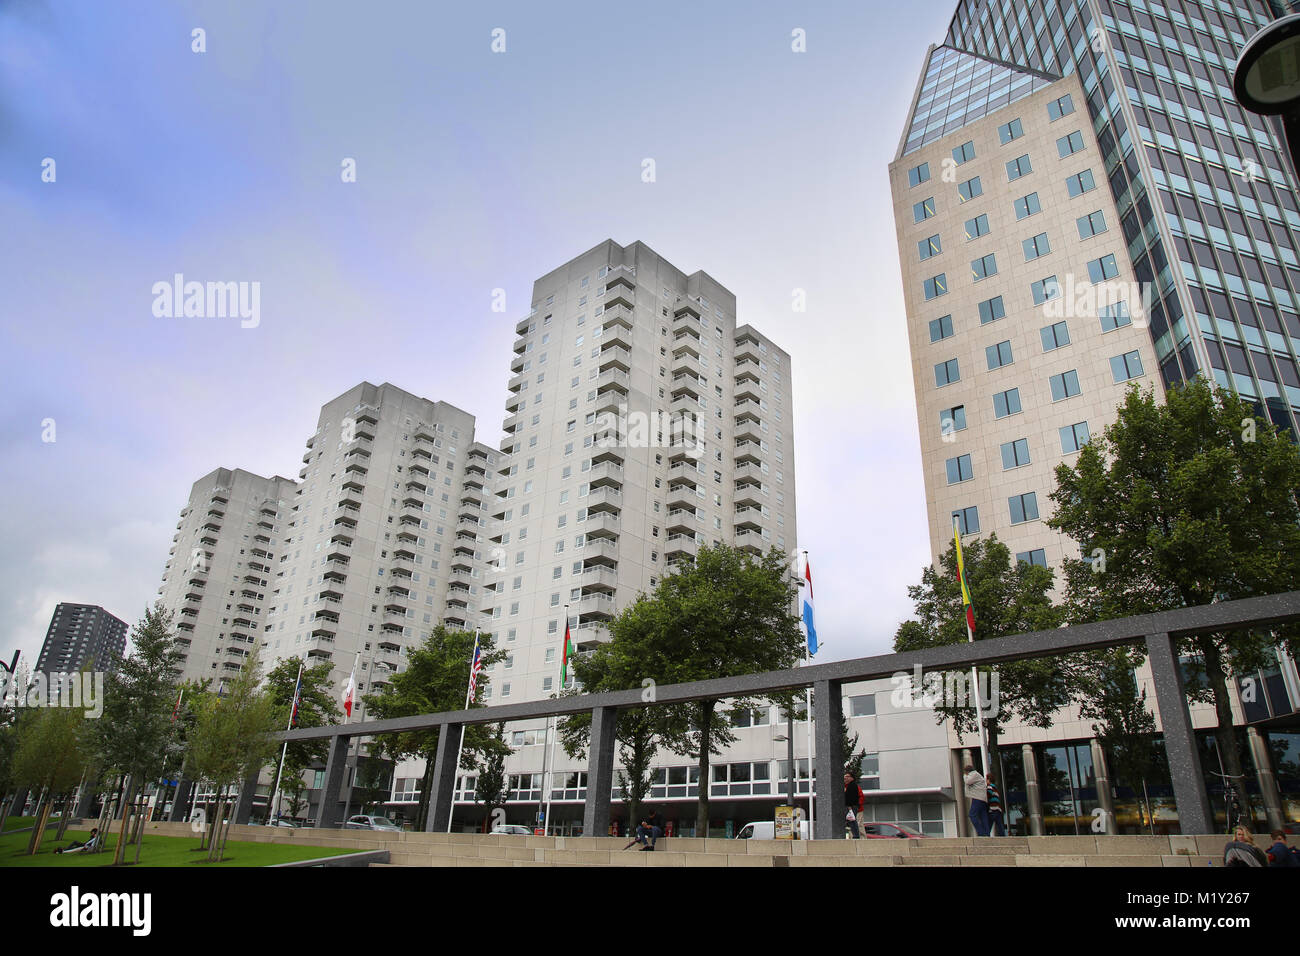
[0, 0, 958, 668]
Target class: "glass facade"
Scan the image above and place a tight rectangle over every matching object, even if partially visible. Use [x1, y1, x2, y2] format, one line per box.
[925, 0, 1300, 433]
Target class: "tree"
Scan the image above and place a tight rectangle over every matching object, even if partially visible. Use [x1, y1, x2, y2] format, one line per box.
[0, 706, 16, 833]
[12, 703, 87, 854]
[363, 626, 504, 831]
[894, 534, 1071, 777]
[839, 708, 863, 780]
[263, 657, 340, 821]
[558, 599, 683, 833]
[1077, 648, 1161, 833]
[1048, 380, 1300, 818]
[90, 602, 183, 865]
[186, 646, 282, 862]
[472, 723, 510, 831]
[620, 545, 804, 836]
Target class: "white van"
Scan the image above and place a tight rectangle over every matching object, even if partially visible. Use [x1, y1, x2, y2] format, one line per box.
[735, 820, 811, 840]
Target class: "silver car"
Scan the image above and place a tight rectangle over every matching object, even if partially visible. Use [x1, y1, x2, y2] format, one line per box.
[345, 814, 402, 831]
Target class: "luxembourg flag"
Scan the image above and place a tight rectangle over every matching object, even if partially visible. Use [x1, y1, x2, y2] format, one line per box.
[801, 553, 818, 656]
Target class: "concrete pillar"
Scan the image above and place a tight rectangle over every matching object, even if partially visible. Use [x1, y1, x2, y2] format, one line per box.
[812, 679, 844, 840]
[424, 724, 461, 833]
[167, 780, 193, 823]
[11, 789, 29, 818]
[233, 773, 261, 825]
[74, 782, 98, 820]
[1091, 737, 1118, 834]
[1022, 743, 1044, 836]
[316, 735, 351, 829]
[1145, 631, 1213, 833]
[582, 705, 617, 838]
[1247, 726, 1285, 832]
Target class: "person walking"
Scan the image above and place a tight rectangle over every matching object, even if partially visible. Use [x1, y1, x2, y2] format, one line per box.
[963, 764, 990, 837]
[843, 772, 862, 839]
[986, 774, 1005, 836]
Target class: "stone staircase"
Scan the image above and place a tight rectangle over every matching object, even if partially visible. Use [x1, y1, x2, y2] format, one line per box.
[141, 821, 1226, 866]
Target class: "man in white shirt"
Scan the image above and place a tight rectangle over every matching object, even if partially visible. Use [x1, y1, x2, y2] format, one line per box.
[963, 764, 990, 837]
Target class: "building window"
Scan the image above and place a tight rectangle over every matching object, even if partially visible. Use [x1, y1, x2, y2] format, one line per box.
[1088, 254, 1119, 282]
[908, 162, 930, 187]
[940, 405, 967, 435]
[1047, 93, 1074, 120]
[1040, 321, 1070, 352]
[998, 117, 1023, 144]
[1066, 169, 1096, 197]
[1014, 192, 1041, 219]
[929, 314, 954, 342]
[1057, 130, 1085, 157]
[1110, 350, 1144, 382]
[970, 254, 997, 282]
[953, 506, 979, 535]
[964, 213, 990, 240]
[1099, 302, 1132, 331]
[985, 340, 1013, 370]
[1022, 232, 1051, 261]
[1031, 276, 1060, 305]
[945, 454, 974, 484]
[1076, 210, 1107, 238]
[1060, 421, 1090, 453]
[957, 176, 983, 202]
[978, 295, 1005, 325]
[1016, 549, 1048, 567]
[923, 274, 948, 300]
[1006, 154, 1032, 180]
[1049, 369, 1082, 401]
[1000, 438, 1031, 470]
[914, 196, 935, 222]
[1009, 492, 1039, 525]
[993, 387, 1021, 419]
[952, 140, 976, 164]
[918, 234, 942, 260]
[848, 694, 876, 717]
[934, 358, 960, 387]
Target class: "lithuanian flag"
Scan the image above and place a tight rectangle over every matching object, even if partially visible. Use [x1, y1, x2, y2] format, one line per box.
[953, 518, 976, 633]
[560, 619, 576, 689]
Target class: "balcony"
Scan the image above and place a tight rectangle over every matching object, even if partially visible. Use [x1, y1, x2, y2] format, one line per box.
[670, 377, 701, 402]
[734, 486, 762, 508]
[589, 461, 623, 489]
[408, 460, 431, 477]
[315, 608, 340, 624]
[311, 623, 338, 641]
[600, 327, 632, 352]
[583, 538, 619, 566]
[735, 374, 760, 401]
[598, 347, 631, 373]
[584, 512, 620, 539]
[667, 485, 698, 510]
[665, 507, 699, 534]
[591, 445, 624, 467]
[672, 331, 700, 357]
[671, 353, 701, 378]
[735, 528, 765, 553]
[322, 565, 348, 584]
[446, 595, 470, 610]
[396, 527, 418, 543]
[734, 461, 764, 483]
[307, 648, 333, 662]
[673, 301, 701, 323]
[735, 418, 762, 443]
[734, 339, 760, 364]
[602, 304, 634, 330]
[390, 563, 414, 580]
[377, 639, 402, 654]
[405, 478, 427, 495]
[576, 591, 617, 620]
[344, 461, 368, 477]
[585, 486, 622, 515]
[596, 368, 630, 396]
[449, 568, 473, 587]
[319, 586, 344, 602]
[603, 274, 635, 309]
[387, 584, 411, 599]
[664, 534, 698, 560]
[734, 439, 763, 464]
[507, 372, 527, 393]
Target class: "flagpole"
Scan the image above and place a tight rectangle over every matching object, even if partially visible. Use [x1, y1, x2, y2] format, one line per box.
[447, 631, 479, 834]
[341, 650, 367, 825]
[801, 551, 815, 839]
[269, 660, 304, 825]
[954, 517, 991, 776]
[544, 606, 569, 837]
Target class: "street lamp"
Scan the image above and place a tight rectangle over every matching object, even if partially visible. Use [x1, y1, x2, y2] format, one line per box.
[1233, 13, 1300, 173]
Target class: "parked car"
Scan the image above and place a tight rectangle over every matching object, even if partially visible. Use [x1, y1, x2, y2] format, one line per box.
[491, 824, 532, 836]
[735, 820, 811, 840]
[345, 815, 402, 831]
[861, 822, 927, 839]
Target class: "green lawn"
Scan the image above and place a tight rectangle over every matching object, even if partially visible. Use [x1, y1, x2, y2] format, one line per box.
[1, 816, 35, 831]
[0, 827, 363, 867]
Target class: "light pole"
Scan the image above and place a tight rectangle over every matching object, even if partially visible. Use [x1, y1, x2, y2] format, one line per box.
[1233, 11, 1300, 176]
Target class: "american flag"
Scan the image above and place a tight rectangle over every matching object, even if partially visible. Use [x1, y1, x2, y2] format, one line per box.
[467, 635, 483, 701]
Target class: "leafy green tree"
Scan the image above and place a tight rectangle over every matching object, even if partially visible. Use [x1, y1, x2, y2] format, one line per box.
[839, 708, 863, 780]
[1077, 648, 1161, 833]
[263, 657, 340, 821]
[187, 646, 282, 861]
[0, 706, 16, 832]
[894, 534, 1071, 776]
[627, 545, 804, 836]
[90, 602, 183, 865]
[12, 703, 87, 854]
[472, 723, 510, 831]
[363, 626, 504, 830]
[1047, 380, 1300, 816]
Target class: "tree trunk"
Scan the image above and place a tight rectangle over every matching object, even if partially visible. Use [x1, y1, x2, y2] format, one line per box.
[133, 792, 147, 864]
[1201, 636, 1251, 828]
[0, 791, 13, 836]
[27, 790, 50, 855]
[207, 789, 226, 862]
[694, 703, 713, 838]
[55, 793, 71, 841]
[113, 779, 134, 865]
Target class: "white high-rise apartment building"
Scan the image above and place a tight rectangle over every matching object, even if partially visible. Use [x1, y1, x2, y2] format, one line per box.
[264, 382, 500, 703]
[158, 468, 298, 683]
